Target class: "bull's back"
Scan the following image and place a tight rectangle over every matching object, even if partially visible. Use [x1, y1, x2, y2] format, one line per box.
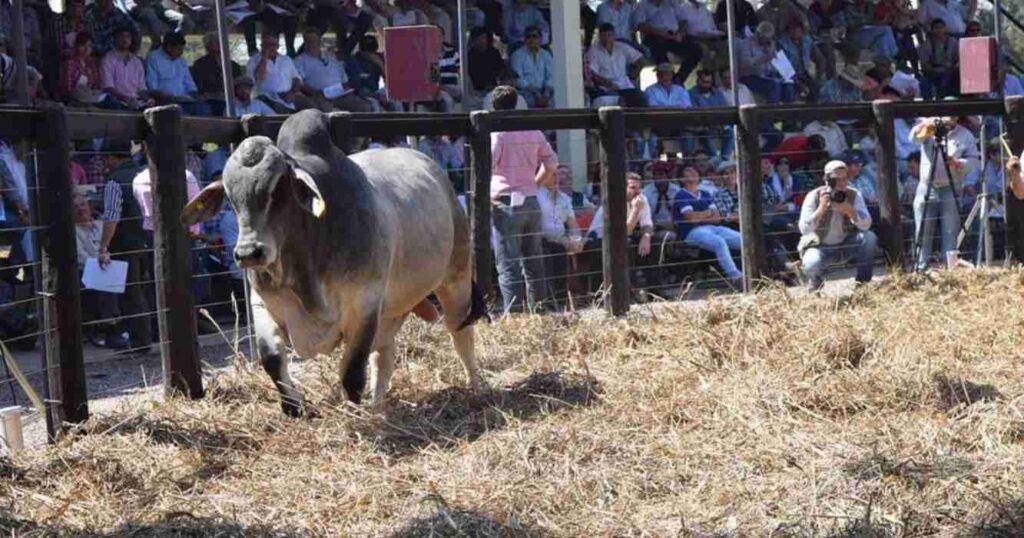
[349, 148, 465, 308]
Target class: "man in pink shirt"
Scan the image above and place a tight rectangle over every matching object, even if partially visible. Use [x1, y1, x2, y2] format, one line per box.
[489, 85, 558, 312]
[100, 27, 148, 109]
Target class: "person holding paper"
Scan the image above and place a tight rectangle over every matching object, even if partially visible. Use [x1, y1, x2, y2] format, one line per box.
[293, 28, 372, 113]
[736, 21, 794, 104]
[73, 190, 128, 349]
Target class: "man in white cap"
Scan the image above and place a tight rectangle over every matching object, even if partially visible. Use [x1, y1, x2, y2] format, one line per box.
[797, 159, 876, 291]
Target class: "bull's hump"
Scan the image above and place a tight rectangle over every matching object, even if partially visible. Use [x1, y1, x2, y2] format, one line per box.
[277, 109, 336, 158]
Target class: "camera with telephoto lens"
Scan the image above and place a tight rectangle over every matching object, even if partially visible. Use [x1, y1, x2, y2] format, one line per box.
[825, 176, 847, 204]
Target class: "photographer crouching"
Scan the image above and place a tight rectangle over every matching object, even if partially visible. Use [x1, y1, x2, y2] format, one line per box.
[797, 160, 877, 292]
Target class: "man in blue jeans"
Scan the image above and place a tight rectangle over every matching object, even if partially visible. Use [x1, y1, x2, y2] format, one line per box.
[672, 164, 743, 289]
[489, 86, 558, 313]
[798, 160, 877, 291]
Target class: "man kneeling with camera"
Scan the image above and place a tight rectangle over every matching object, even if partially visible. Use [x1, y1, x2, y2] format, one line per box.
[797, 160, 877, 292]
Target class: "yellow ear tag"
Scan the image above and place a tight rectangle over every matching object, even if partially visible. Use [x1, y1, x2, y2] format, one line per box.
[312, 197, 326, 218]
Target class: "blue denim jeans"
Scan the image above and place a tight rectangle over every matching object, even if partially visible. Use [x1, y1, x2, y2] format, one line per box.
[699, 126, 735, 161]
[801, 230, 877, 290]
[491, 196, 548, 312]
[683, 225, 742, 279]
[741, 76, 795, 104]
[913, 185, 960, 270]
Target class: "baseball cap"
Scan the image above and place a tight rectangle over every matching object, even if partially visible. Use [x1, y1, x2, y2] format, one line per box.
[842, 149, 866, 166]
[824, 160, 848, 176]
[717, 160, 737, 172]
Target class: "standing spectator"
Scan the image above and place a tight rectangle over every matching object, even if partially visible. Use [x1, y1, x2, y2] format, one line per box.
[503, 0, 549, 50]
[510, 25, 555, 108]
[797, 160, 876, 291]
[294, 29, 371, 112]
[819, 64, 865, 104]
[714, 0, 758, 36]
[73, 190, 127, 349]
[489, 85, 558, 313]
[145, 32, 209, 115]
[635, 0, 702, 84]
[644, 63, 694, 156]
[468, 28, 506, 97]
[919, 18, 960, 100]
[595, 0, 636, 45]
[100, 27, 148, 110]
[191, 31, 243, 117]
[689, 68, 733, 161]
[84, 0, 139, 58]
[737, 22, 794, 104]
[917, 0, 970, 37]
[248, 32, 315, 113]
[673, 162, 743, 288]
[61, 32, 120, 108]
[587, 23, 648, 108]
[838, 0, 899, 61]
[232, 75, 276, 116]
[778, 20, 822, 102]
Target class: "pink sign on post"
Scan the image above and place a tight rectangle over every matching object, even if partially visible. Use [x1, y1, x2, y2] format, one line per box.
[959, 37, 997, 95]
[383, 25, 443, 103]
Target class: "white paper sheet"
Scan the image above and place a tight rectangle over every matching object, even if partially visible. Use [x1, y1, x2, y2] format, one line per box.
[771, 50, 796, 82]
[81, 258, 128, 294]
[322, 84, 354, 100]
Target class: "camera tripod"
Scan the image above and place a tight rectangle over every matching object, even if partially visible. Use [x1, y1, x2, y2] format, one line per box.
[911, 122, 972, 273]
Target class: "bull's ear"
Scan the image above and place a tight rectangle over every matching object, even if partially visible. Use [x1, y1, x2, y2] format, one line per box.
[181, 180, 226, 226]
[290, 167, 326, 218]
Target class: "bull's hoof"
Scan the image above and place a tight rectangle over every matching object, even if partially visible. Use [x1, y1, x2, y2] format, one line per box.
[281, 399, 319, 419]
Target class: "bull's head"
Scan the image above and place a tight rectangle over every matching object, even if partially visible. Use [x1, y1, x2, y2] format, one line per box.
[180, 136, 325, 270]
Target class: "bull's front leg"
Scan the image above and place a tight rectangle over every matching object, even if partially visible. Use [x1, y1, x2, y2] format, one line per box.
[339, 309, 381, 405]
[252, 292, 310, 417]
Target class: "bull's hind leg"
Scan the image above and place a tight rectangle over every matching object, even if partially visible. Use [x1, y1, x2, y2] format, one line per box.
[435, 277, 484, 391]
[369, 315, 407, 408]
[252, 293, 308, 417]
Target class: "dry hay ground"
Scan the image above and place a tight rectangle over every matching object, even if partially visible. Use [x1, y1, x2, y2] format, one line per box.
[3, 270, 1024, 537]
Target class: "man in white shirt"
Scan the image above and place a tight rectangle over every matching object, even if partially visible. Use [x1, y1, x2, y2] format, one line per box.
[538, 165, 585, 300]
[587, 23, 648, 108]
[595, 0, 636, 45]
[634, 0, 703, 83]
[247, 32, 316, 113]
[293, 29, 372, 112]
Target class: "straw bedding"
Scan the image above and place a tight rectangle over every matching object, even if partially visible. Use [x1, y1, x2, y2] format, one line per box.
[2, 269, 1024, 536]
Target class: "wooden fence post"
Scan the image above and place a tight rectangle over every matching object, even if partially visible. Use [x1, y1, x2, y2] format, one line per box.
[329, 111, 353, 153]
[469, 111, 493, 300]
[37, 103, 88, 431]
[737, 104, 766, 290]
[598, 106, 630, 316]
[240, 113, 266, 138]
[145, 105, 203, 399]
[871, 99, 904, 268]
[1004, 96, 1024, 263]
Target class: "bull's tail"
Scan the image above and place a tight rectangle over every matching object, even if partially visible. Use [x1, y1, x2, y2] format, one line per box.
[457, 281, 491, 330]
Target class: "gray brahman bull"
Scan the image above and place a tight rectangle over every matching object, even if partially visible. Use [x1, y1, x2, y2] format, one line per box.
[181, 109, 488, 416]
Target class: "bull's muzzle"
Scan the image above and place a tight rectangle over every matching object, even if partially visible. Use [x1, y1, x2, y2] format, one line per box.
[234, 242, 267, 268]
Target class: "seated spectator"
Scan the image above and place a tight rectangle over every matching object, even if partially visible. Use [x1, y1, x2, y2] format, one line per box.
[248, 32, 316, 113]
[901, 150, 921, 205]
[73, 189, 127, 349]
[844, 149, 878, 207]
[417, 135, 464, 189]
[587, 172, 658, 289]
[711, 161, 741, 228]
[391, 0, 430, 26]
[468, 27, 506, 100]
[872, 0, 920, 71]
[309, 0, 373, 56]
[415, 0, 454, 43]
[838, 0, 899, 61]
[798, 159, 876, 291]
[634, 0, 702, 84]
[673, 163, 743, 288]
[119, 0, 191, 45]
[346, 33, 393, 112]
[807, 0, 843, 80]
[772, 133, 827, 169]
[737, 22, 794, 104]
[59, 0, 88, 59]
[84, 0, 140, 58]
[100, 27, 149, 110]
[803, 120, 848, 158]
[1004, 67, 1024, 98]
[483, 69, 529, 110]
[146, 32, 210, 116]
[503, 0, 549, 50]
[232, 75, 276, 116]
[61, 32, 122, 109]
[756, 0, 809, 38]
[714, 0, 758, 36]
[819, 64, 866, 104]
[294, 28, 371, 112]
[917, 0, 968, 37]
[689, 69, 733, 161]
[538, 166, 585, 300]
[778, 20, 822, 102]
[191, 31, 243, 117]
[919, 18, 960, 100]
[587, 23, 647, 108]
[644, 63, 694, 156]
[643, 160, 682, 230]
[510, 25, 555, 108]
[964, 19, 981, 38]
[595, 0, 636, 46]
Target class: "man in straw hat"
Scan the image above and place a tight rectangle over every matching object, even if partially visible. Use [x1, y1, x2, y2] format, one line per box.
[797, 160, 876, 292]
